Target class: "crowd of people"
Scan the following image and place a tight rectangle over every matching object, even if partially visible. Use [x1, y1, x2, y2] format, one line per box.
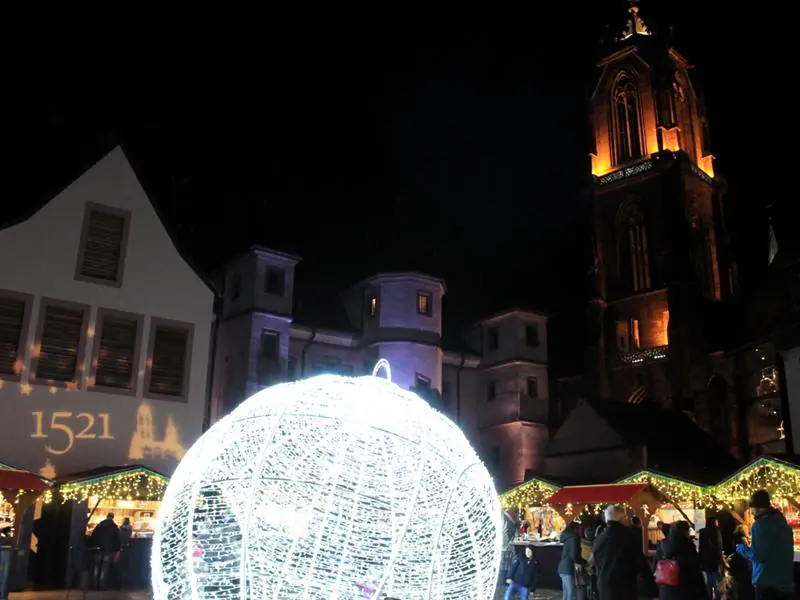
[503, 489, 795, 600]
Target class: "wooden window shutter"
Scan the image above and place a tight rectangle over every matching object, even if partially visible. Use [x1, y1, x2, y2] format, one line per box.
[37, 305, 84, 381]
[80, 209, 126, 281]
[95, 316, 138, 389]
[0, 297, 26, 376]
[149, 326, 188, 396]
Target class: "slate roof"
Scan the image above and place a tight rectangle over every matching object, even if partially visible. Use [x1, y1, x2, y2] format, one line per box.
[583, 398, 741, 485]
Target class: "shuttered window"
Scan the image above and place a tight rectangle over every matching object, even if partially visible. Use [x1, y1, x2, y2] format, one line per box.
[79, 209, 127, 282]
[0, 296, 26, 377]
[148, 326, 188, 397]
[94, 315, 138, 389]
[36, 305, 84, 382]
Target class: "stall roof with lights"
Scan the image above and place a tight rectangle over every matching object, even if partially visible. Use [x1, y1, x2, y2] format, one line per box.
[617, 469, 709, 506]
[0, 468, 51, 492]
[711, 455, 800, 505]
[58, 465, 168, 502]
[548, 483, 651, 507]
[499, 476, 561, 510]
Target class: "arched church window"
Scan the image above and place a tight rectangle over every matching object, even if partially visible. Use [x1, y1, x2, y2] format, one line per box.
[618, 204, 651, 292]
[612, 75, 643, 164]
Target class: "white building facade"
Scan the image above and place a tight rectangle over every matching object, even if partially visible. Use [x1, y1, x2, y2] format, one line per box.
[0, 148, 216, 479]
[210, 246, 551, 489]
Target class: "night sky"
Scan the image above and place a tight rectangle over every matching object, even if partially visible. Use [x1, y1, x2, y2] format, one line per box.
[3, 2, 785, 341]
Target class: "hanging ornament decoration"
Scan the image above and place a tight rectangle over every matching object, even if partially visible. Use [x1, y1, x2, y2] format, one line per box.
[152, 360, 503, 600]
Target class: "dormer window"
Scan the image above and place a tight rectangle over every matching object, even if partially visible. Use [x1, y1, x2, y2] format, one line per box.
[416, 291, 432, 316]
[265, 268, 285, 296]
[367, 294, 378, 318]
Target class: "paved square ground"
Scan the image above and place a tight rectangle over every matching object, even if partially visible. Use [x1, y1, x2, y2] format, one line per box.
[10, 588, 562, 600]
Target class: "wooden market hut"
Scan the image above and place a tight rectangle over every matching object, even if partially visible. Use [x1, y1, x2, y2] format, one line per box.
[35, 465, 169, 589]
[616, 469, 711, 541]
[711, 454, 800, 560]
[547, 482, 665, 553]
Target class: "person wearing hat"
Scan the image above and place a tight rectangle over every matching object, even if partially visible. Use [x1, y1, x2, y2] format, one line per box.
[735, 489, 794, 599]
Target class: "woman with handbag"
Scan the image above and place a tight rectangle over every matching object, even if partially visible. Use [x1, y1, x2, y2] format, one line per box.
[654, 520, 707, 600]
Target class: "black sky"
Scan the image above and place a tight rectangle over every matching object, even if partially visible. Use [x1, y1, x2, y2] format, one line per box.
[2, 2, 788, 333]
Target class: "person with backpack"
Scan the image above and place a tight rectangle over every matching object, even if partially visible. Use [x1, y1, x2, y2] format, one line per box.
[654, 520, 706, 599]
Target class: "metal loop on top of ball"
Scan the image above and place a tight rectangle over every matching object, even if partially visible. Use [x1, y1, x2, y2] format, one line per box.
[372, 359, 392, 381]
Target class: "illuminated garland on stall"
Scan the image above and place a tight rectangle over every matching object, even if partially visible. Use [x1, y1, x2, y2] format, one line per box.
[618, 470, 710, 507]
[60, 467, 168, 502]
[152, 362, 504, 600]
[499, 478, 560, 511]
[709, 457, 800, 509]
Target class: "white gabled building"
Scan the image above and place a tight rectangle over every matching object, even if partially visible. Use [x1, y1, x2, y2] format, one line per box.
[0, 147, 216, 480]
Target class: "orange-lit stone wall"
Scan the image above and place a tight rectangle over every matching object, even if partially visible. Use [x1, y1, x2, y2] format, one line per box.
[590, 46, 714, 180]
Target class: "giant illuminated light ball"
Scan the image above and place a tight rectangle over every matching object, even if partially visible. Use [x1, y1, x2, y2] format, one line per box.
[152, 360, 503, 600]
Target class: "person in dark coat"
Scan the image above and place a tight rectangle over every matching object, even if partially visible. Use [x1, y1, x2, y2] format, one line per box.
[698, 516, 723, 599]
[504, 545, 539, 600]
[655, 520, 706, 600]
[89, 513, 121, 590]
[735, 489, 795, 599]
[592, 505, 655, 600]
[558, 521, 584, 600]
[728, 527, 754, 600]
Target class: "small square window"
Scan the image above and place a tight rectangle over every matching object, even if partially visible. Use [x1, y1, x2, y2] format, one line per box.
[31, 300, 90, 387]
[526, 377, 539, 399]
[367, 294, 378, 318]
[486, 381, 496, 402]
[260, 330, 280, 359]
[75, 203, 130, 287]
[265, 268, 285, 296]
[415, 374, 431, 390]
[417, 291, 432, 316]
[145, 318, 193, 402]
[90, 309, 143, 393]
[487, 327, 499, 351]
[0, 291, 32, 381]
[525, 324, 540, 347]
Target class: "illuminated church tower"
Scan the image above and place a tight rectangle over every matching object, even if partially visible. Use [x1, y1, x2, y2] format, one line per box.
[584, 1, 738, 445]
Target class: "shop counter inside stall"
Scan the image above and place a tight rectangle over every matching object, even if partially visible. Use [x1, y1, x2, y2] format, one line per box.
[40, 465, 169, 590]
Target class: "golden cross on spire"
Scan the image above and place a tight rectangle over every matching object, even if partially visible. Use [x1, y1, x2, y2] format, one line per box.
[621, 0, 650, 39]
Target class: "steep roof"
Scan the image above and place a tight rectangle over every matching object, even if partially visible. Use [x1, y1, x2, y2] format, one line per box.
[583, 398, 740, 484]
[0, 143, 219, 297]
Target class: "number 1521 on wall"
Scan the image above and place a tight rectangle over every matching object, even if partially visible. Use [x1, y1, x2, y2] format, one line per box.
[31, 411, 114, 456]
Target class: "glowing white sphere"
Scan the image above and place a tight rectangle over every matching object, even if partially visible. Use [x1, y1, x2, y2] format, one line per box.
[152, 361, 503, 600]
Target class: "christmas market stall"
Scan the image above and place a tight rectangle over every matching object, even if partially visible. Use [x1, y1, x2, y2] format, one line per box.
[547, 483, 665, 554]
[50, 465, 168, 589]
[710, 455, 800, 561]
[617, 469, 711, 549]
[498, 477, 563, 588]
[0, 463, 51, 596]
[499, 477, 563, 544]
